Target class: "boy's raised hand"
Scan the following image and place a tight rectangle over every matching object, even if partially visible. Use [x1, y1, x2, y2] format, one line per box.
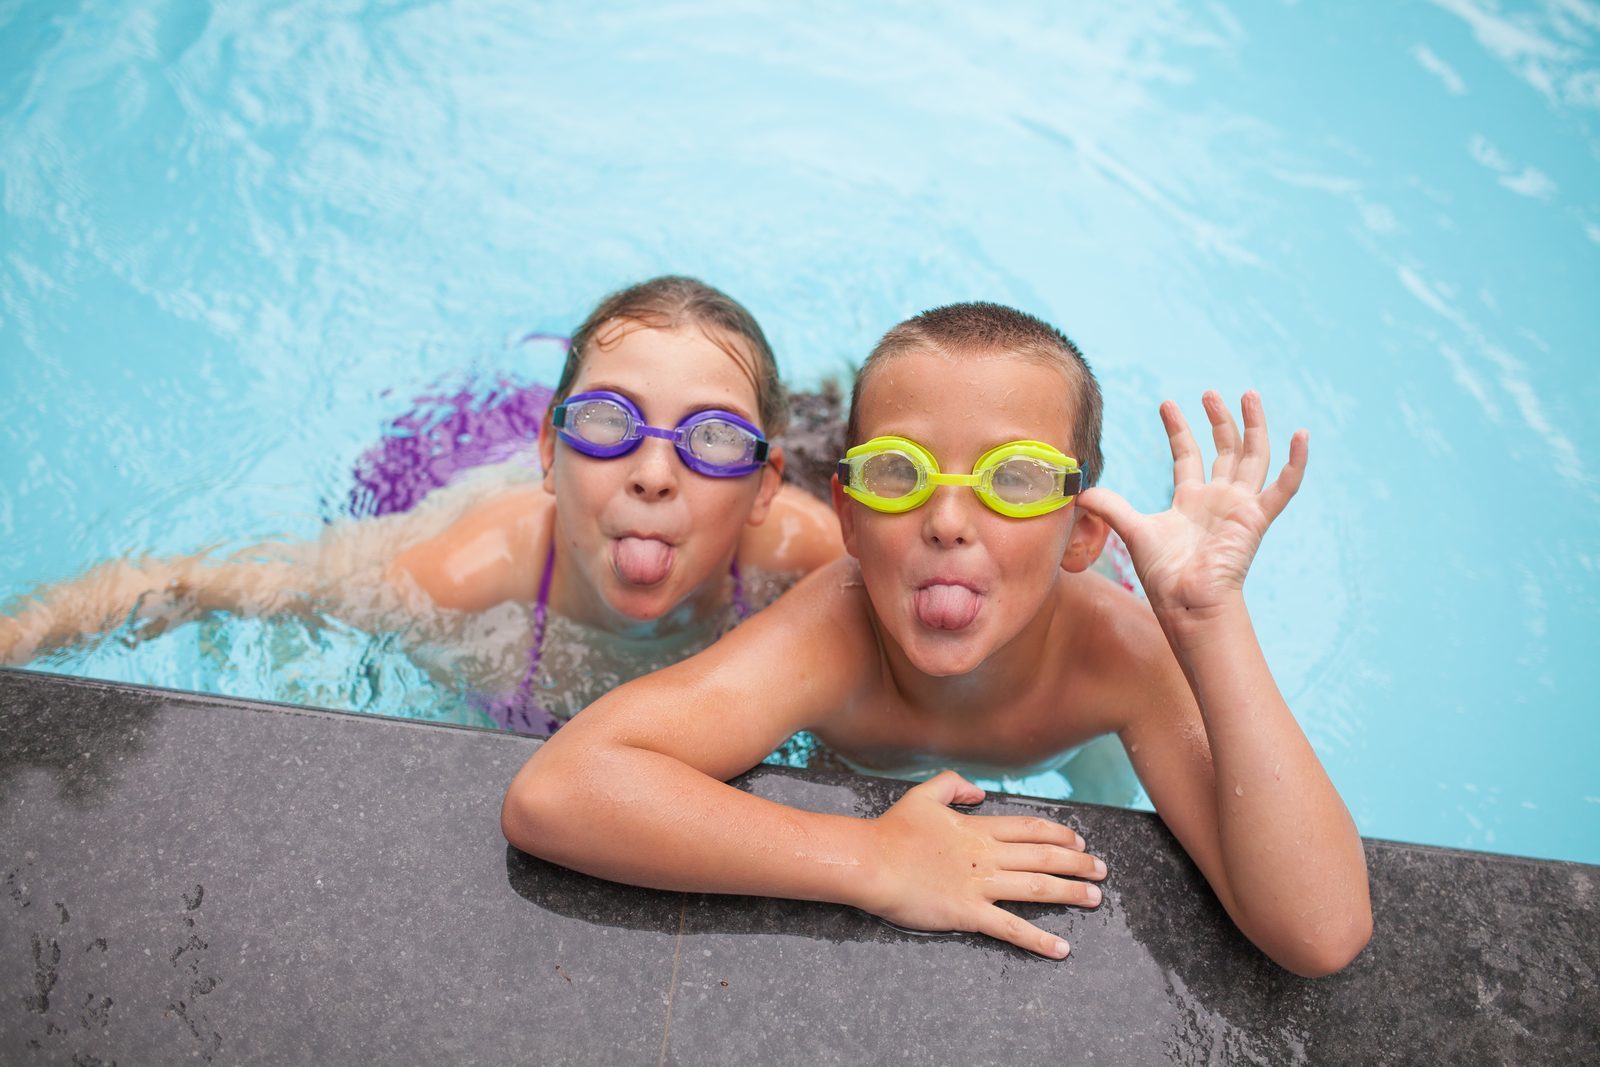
[1075, 391, 1308, 625]
[860, 770, 1105, 959]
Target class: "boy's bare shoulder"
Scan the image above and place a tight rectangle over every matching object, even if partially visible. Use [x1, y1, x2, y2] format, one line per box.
[751, 556, 876, 651]
[721, 556, 878, 718]
[1057, 570, 1189, 731]
[1057, 568, 1155, 645]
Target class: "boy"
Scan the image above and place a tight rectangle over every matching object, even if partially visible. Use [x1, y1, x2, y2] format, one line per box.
[501, 303, 1371, 977]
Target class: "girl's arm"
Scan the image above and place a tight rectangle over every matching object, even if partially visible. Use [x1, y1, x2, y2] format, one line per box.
[1, 552, 208, 665]
[1, 541, 375, 666]
[0, 479, 535, 666]
[1075, 392, 1371, 977]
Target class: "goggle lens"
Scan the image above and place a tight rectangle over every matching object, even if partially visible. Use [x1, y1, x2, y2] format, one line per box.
[566, 398, 632, 447]
[685, 416, 760, 468]
[554, 392, 768, 477]
[838, 436, 1081, 517]
[859, 450, 922, 499]
[986, 457, 1060, 506]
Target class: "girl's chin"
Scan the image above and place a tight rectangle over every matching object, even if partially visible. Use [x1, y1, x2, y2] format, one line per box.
[603, 585, 679, 623]
[601, 576, 718, 630]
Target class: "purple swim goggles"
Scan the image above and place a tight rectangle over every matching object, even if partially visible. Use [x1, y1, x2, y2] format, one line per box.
[551, 390, 769, 478]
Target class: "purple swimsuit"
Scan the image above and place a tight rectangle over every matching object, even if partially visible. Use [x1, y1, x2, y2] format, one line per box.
[475, 545, 753, 736]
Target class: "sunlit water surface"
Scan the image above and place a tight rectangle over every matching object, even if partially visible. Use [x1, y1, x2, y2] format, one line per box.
[2, 1, 1597, 863]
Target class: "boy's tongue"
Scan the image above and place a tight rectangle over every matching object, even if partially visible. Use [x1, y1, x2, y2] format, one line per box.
[914, 584, 982, 631]
[612, 537, 675, 586]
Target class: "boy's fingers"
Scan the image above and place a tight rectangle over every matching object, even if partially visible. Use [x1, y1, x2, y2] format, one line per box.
[1073, 488, 1139, 541]
[1160, 400, 1205, 486]
[1204, 390, 1241, 483]
[912, 769, 986, 808]
[985, 815, 1084, 850]
[974, 905, 1071, 960]
[994, 843, 1105, 881]
[988, 870, 1104, 909]
[1235, 391, 1272, 491]
[1259, 429, 1309, 521]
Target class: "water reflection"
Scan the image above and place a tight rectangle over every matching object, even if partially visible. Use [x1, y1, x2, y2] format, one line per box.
[1, 0, 1596, 861]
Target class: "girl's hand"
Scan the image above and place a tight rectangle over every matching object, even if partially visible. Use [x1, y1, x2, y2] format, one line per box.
[859, 771, 1105, 959]
[1075, 391, 1308, 627]
[0, 612, 35, 666]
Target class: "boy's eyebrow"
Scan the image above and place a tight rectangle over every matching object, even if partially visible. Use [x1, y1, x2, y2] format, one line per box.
[867, 427, 1077, 454]
[581, 382, 758, 424]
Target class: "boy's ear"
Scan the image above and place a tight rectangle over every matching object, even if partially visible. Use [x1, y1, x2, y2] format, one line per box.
[539, 409, 557, 493]
[1060, 505, 1110, 574]
[746, 446, 785, 526]
[831, 474, 861, 558]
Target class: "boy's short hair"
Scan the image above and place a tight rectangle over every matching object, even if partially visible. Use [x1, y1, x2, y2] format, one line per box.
[555, 276, 789, 436]
[846, 302, 1104, 486]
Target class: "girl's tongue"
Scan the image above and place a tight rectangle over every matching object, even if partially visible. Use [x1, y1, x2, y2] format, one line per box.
[914, 584, 982, 631]
[612, 537, 675, 586]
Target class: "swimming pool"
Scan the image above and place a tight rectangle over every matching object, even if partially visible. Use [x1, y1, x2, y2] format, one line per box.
[2, 1, 1596, 864]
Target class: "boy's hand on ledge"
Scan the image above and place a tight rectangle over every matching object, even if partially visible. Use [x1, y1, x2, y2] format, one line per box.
[1076, 390, 1307, 634]
[858, 770, 1104, 960]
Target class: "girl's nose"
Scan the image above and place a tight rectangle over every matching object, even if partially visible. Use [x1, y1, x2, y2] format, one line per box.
[921, 485, 977, 547]
[629, 439, 679, 500]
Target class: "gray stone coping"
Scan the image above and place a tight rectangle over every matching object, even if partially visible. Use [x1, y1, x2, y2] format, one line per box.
[1, 668, 1595, 1064]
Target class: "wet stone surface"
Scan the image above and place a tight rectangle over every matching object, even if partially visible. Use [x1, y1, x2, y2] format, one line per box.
[2, 668, 1597, 1065]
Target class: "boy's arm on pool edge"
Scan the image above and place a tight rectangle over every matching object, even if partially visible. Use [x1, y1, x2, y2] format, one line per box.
[1077, 393, 1371, 977]
[501, 560, 1105, 960]
[1108, 600, 1371, 977]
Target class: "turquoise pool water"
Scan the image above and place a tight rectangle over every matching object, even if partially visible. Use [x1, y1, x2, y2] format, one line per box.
[2, 1, 1596, 864]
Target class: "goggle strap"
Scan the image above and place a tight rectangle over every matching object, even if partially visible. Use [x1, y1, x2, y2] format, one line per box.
[551, 403, 568, 429]
[835, 459, 853, 486]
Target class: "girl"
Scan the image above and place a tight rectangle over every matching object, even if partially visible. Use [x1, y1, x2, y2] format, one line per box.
[0, 277, 844, 730]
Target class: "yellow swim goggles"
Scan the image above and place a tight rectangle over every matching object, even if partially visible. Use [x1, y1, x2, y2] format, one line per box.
[836, 436, 1084, 518]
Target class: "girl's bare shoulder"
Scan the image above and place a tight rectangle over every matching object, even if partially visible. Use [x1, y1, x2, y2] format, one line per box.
[390, 486, 553, 610]
[738, 485, 845, 575]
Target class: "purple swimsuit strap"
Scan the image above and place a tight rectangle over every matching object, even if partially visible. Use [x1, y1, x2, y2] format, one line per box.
[516, 540, 557, 704]
[730, 558, 751, 621]
[480, 542, 559, 735]
[493, 547, 749, 734]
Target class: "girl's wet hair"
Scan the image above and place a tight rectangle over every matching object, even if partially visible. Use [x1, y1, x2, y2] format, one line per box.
[847, 302, 1104, 488]
[554, 276, 789, 436]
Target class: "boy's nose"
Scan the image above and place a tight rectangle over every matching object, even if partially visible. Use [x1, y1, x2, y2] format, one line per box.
[629, 439, 679, 500]
[921, 485, 977, 547]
